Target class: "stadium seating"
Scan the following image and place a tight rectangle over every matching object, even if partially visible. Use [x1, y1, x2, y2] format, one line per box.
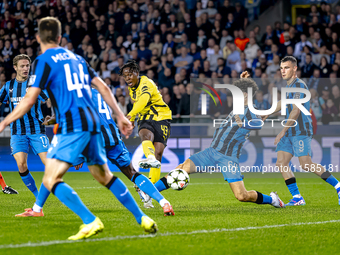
[0, 0, 339, 125]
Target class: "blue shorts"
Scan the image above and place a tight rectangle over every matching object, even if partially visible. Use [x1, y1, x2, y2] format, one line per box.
[11, 134, 49, 155]
[71, 142, 131, 168]
[276, 135, 312, 157]
[189, 147, 243, 183]
[47, 132, 107, 166]
[106, 142, 131, 168]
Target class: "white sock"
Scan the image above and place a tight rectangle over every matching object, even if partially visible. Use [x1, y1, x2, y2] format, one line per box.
[32, 203, 42, 213]
[335, 183, 340, 191]
[293, 194, 302, 198]
[159, 198, 169, 207]
[147, 155, 156, 160]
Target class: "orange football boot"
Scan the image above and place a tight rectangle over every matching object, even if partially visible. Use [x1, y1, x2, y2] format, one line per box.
[15, 209, 44, 217]
[162, 203, 175, 216]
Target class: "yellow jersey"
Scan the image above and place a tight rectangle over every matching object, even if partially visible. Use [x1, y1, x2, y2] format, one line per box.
[127, 76, 172, 122]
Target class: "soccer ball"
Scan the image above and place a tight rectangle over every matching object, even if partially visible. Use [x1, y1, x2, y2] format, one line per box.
[167, 169, 190, 190]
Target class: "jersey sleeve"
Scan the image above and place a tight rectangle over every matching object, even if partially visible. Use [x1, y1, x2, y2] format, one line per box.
[38, 90, 49, 102]
[30, 58, 52, 90]
[0, 84, 8, 103]
[140, 79, 154, 98]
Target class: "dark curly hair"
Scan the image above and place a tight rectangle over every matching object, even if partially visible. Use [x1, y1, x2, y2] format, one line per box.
[119, 59, 140, 76]
[233, 78, 259, 95]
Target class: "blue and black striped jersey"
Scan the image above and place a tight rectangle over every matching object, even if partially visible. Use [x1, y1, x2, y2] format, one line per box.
[30, 47, 100, 135]
[210, 106, 261, 160]
[91, 88, 121, 147]
[0, 77, 48, 135]
[284, 78, 313, 137]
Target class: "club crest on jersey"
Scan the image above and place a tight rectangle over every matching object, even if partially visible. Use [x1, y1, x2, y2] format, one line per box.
[28, 75, 36, 86]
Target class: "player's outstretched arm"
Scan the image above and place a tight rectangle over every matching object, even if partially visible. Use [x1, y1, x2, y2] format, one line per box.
[238, 72, 281, 121]
[274, 105, 300, 145]
[0, 87, 41, 133]
[91, 76, 132, 138]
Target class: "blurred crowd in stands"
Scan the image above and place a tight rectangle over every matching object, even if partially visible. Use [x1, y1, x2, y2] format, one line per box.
[0, 0, 339, 124]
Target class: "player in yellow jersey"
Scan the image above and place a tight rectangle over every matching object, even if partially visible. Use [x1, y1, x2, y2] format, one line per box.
[120, 60, 172, 208]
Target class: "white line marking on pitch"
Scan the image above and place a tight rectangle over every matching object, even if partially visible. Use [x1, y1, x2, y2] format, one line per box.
[1, 220, 340, 249]
[13, 182, 322, 192]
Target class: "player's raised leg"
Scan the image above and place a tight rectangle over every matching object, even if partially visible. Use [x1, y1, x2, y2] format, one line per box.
[298, 156, 340, 205]
[125, 165, 174, 216]
[144, 141, 165, 208]
[137, 129, 160, 208]
[138, 129, 161, 169]
[276, 149, 305, 206]
[0, 172, 18, 194]
[150, 142, 166, 183]
[101, 125, 171, 214]
[13, 151, 38, 198]
[148, 120, 171, 184]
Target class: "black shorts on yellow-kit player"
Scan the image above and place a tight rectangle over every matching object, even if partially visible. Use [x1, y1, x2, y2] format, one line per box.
[127, 75, 172, 183]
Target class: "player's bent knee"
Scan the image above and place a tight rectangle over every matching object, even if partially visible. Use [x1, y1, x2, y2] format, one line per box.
[120, 165, 135, 180]
[42, 176, 57, 191]
[17, 163, 28, 172]
[139, 131, 154, 141]
[299, 158, 313, 171]
[235, 192, 248, 202]
[300, 162, 312, 171]
[100, 171, 114, 186]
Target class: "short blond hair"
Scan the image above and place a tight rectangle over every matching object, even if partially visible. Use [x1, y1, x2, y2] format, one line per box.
[13, 54, 31, 67]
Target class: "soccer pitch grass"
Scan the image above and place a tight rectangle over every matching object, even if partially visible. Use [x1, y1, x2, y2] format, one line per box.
[1, 172, 340, 255]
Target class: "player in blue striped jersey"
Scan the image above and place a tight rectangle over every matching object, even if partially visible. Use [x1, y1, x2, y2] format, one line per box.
[15, 87, 174, 217]
[263, 56, 340, 206]
[153, 78, 285, 208]
[0, 17, 157, 239]
[0, 54, 50, 198]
